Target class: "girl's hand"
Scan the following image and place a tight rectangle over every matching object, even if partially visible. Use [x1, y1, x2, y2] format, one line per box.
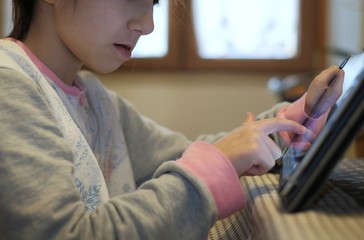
[305, 65, 344, 117]
[213, 112, 312, 176]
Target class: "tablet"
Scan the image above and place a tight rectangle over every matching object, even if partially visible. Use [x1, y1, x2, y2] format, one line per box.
[278, 52, 364, 212]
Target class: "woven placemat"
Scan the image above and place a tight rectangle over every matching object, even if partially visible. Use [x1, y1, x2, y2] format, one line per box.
[208, 159, 364, 240]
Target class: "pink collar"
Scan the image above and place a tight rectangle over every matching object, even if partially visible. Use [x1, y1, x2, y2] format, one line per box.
[7, 38, 83, 97]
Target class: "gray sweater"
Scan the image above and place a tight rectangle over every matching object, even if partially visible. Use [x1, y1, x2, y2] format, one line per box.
[0, 67, 285, 239]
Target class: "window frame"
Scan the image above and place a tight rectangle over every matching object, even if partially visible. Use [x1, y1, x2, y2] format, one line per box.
[120, 0, 326, 73]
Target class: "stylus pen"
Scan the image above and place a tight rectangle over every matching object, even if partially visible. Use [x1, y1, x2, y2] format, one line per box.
[339, 55, 351, 69]
[325, 55, 351, 89]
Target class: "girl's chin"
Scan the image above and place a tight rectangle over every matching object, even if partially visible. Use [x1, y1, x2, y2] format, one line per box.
[85, 61, 126, 73]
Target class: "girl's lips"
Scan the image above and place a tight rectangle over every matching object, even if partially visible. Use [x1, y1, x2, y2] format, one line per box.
[114, 44, 132, 59]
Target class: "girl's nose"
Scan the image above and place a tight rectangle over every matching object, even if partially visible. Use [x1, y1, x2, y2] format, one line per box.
[129, 8, 155, 36]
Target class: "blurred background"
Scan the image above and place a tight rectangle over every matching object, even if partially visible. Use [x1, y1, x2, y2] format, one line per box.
[0, 0, 363, 157]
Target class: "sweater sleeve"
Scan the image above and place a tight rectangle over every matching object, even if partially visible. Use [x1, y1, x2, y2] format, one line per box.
[0, 69, 217, 240]
[176, 141, 246, 219]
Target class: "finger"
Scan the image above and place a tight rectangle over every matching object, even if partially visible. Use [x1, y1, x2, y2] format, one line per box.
[264, 137, 283, 160]
[317, 65, 342, 87]
[307, 67, 344, 116]
[328, 70, 344, 97]
[259, 118, 310, 136]
[244, 167, 264, 176]
[307, 66, 341, 100]
[246, 140, 278, 175]
[244, 156, 275, 176]
[243, 112, 256, 123]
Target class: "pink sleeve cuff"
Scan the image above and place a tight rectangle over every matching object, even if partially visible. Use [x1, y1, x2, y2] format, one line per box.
[277, 93, 329, 145]
[176, 141, 246, 220]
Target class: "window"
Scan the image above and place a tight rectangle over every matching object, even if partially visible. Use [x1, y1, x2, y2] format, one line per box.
[120, 0, 326, 72]
[192, 0, 300, 60]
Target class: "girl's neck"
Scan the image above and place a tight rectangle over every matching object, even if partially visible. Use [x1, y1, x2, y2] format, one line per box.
[12, 39, 82, 96]
[23, 37, 82, 86]
[18, 0, 84, 86]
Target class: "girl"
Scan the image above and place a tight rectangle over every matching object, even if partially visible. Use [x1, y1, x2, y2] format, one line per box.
[0, 0, 343, 239]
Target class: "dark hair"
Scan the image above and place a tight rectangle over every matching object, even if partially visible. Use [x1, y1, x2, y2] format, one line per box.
[9, 0, 36, 40]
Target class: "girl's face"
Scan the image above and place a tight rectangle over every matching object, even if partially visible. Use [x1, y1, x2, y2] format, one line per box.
[50, 0, 154, 73]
